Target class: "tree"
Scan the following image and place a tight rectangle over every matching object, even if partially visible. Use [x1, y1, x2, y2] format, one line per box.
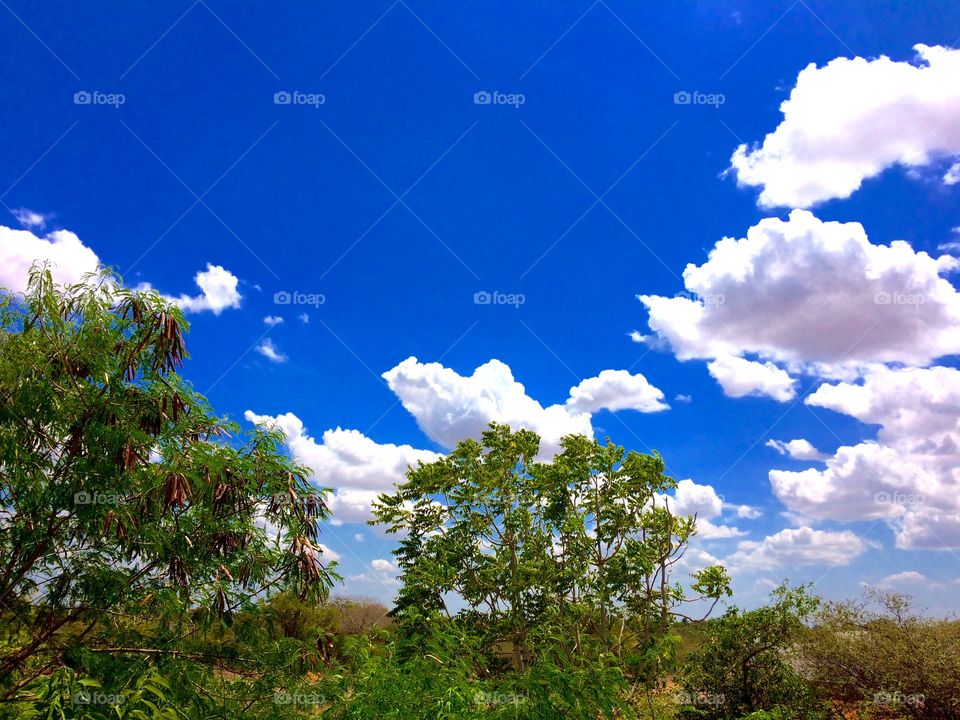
[0, 266, 338, 704]
[372, 423, 731, 700]
[534, 432, 731, 679]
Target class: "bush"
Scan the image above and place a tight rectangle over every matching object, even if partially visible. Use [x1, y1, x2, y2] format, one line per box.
[321, 613, 634, 720]
[677, 584, 827, 720]
[799, 589, 960, 720]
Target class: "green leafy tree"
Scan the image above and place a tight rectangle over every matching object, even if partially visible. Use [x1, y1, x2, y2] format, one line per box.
[373, 423, 731, 712]
[534, 433, 732, 679]
[0, 266, 338, 710]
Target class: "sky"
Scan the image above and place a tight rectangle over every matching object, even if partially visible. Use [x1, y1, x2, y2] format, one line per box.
[2, 0, 960, 613]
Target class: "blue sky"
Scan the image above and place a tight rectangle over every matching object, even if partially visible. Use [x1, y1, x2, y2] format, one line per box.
[2, 1, 960, 612]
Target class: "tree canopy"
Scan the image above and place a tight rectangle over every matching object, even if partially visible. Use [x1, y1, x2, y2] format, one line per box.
[0, 267, 338, 706]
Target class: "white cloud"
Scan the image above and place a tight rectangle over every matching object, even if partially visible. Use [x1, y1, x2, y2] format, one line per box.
[726, 527, 866, 572]
[771, 443, 927, 522]
[0, 225, 100, 294]
[345, 571, 400, 590]
[941, 228, 960, 253]
[318, 543, 341, 563]
[676, 546, 721, 573]
[729, 44, 960, 208]
[769, 365, 960, 549]
[263, 315, 284, 326]
[382, 357, 594, 457]
[11, 208, 50, 230]
[640, 211, 960, 374]
[371, 558, 396, 573]
[659, 480, 746, 539]
[155, 263, 242, 315]
[299, 313, 310, 324]
[753, 577, 779, 593]
[243, 411, 439, 494]
[707, 355, 797, 401]
[354, 533, 365, 543]
[256, 338, 287, 363]
[326, 489, 382, 525]
[766, 438, 828, 461]
[565, 369, 669, 414]
[668, 479, 724, 519]
[382, 358, 671, 458]
[895, 509, 960, 550]
[879, 570, 931, 586]
[244, 410, 440, 524]
[675, 394, 693, 403]
[696, 518, 748, 539]
[736, 505, 763, 519]
[944, 162, 960, 186]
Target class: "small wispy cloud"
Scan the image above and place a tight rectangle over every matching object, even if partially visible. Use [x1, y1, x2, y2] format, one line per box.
[939, 229, 960, 253]
[256, 338, 287, 363]
[11, 208, 50, 230]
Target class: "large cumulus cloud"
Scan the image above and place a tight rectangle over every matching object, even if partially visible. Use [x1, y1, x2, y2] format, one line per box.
[639, 211, 960, 378]
[729, 44, 960, 208]
[769, 365, 960, 549]
[382, 357, 668, 458]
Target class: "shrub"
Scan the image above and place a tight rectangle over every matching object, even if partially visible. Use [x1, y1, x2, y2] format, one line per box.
[800, 589, 960, 720]
[677, 584, 827, 720]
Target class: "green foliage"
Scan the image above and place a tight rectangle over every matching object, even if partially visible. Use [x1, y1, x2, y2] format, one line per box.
[373, 423, 731, 713]
[678, 584, 826, 720]
[800, 589, 960, 719]
[13, 666, 178, 720]
[320, 613, 484, 719]
[0, 266, 338, 713]
[322, 614, 633, 720]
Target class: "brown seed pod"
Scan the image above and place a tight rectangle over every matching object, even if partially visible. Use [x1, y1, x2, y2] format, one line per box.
[163, 472, 192, 509]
